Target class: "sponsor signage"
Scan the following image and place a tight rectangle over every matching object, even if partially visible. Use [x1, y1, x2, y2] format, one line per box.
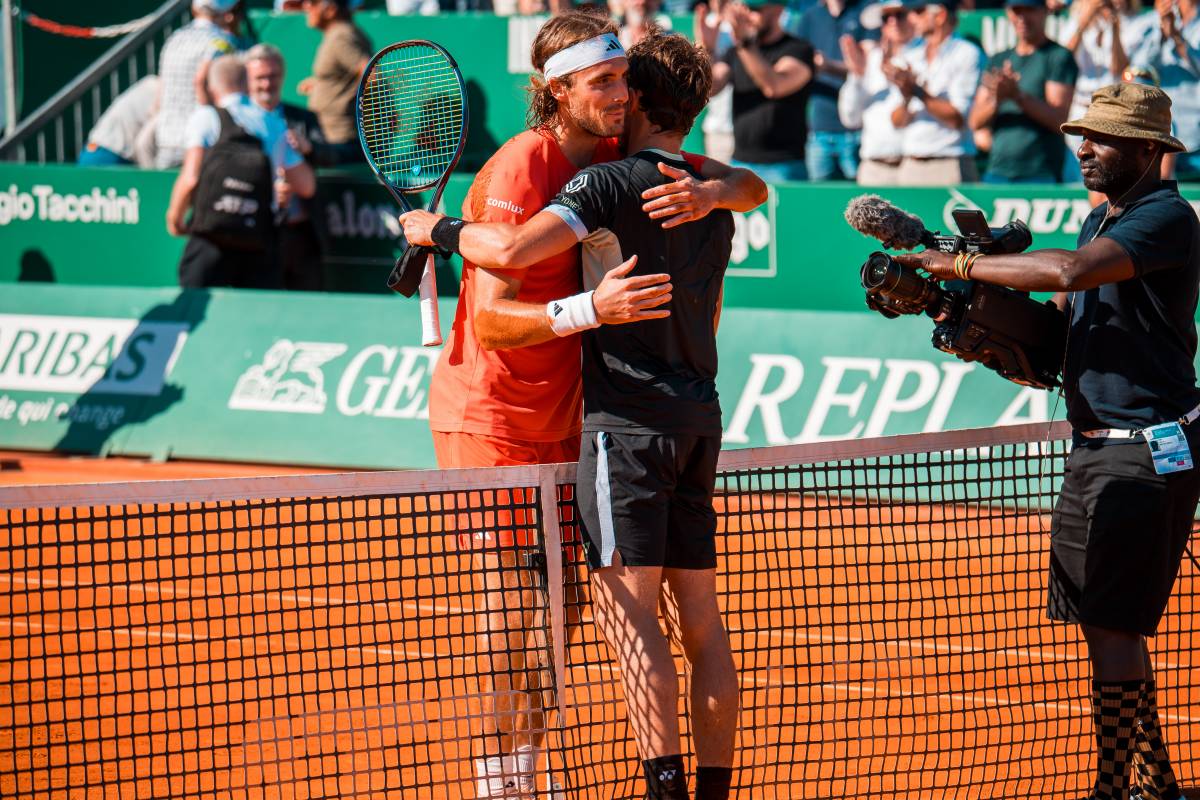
[7, 284, 1186, 470]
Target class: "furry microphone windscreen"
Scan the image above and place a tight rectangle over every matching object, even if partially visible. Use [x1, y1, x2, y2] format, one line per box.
[844, 194, 930, 251]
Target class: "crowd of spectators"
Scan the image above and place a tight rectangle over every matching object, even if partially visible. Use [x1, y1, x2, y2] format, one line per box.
[72, 0, 1200, 289]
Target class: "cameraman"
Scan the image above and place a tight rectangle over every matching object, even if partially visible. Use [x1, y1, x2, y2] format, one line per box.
[897, 82, 1200, 800]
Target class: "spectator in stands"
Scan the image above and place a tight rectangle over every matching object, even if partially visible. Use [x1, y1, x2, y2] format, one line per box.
[700, 0, 815, 183]
[888, 0, 984, 184]
[79, 76, 161, 168]
[1128, 0, 1200, 177]
[386, 0, 441, 13]
[298, 0, 373, 160]
[789, 0, 874, 180]
[838, 0, 915, 185]
[245, 44, 331, 291]
[1060, 0, 1147, 179]
[166, 55, 316, 289]
[154, 0, 244, 169]
[968, 0, 1078, 183]
[697, 0, 737, 162]
[618, 0, 674, 47]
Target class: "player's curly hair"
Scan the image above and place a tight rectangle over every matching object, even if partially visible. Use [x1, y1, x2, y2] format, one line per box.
[526, 9, 620, 130]
[627, 30, 712, 136]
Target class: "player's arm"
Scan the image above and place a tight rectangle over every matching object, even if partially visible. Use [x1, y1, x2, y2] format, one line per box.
[471, 255, 671, 350]
[641, 160, 768, 229]
[400, 208, 577, 270]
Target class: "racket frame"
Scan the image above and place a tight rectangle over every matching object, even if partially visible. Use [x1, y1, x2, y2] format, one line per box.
[355, 39, 470, 346]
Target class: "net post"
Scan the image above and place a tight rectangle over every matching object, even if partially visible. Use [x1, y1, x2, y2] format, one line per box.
[537, 465, 569, 721]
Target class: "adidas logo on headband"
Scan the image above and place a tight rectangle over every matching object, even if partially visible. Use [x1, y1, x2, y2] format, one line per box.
[543, 33, 626, 80]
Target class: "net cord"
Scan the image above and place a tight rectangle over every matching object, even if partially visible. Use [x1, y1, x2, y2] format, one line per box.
[0, 421, 1074, 510]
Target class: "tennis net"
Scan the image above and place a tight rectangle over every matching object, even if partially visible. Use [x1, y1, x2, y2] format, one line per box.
[2, 421, 1197, 799]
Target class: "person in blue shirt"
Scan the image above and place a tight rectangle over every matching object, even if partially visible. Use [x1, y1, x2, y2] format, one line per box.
[788, 0, 876, 180]
[897, 83, 1200, 800]
[166, 55, 316, 288]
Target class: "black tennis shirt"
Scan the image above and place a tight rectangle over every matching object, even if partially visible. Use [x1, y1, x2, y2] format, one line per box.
[546, 149, 735, 437]
[1067, 180, 1200, 433]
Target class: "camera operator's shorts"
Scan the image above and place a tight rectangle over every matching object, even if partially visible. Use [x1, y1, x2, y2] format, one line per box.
[575, 431, 720, 570]
[1047, 433, 1200, 636]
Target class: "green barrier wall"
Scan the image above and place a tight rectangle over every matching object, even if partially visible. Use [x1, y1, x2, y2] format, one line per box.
[0, 282, 1124, 469]
[5, 163, 1200, 310]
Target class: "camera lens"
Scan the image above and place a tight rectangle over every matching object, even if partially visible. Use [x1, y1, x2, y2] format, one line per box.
[862, 253, 895, 291]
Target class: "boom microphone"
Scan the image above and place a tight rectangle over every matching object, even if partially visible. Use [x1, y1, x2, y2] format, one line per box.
[844, 194, 936, 251]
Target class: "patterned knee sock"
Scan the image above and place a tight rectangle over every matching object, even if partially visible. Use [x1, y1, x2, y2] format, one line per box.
[1131, 680, 1182, 800]
[1091, 680, 1144, 800]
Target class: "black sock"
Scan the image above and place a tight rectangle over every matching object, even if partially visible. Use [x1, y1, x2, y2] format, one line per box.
[1091, 679, 1144, 800]
[642, 754, 688, 800]
[695, 766, 733, 800]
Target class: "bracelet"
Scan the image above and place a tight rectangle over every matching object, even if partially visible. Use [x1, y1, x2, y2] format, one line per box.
[547, 291, 600, 337]
[956, 252, 982, 280]
[431, 216, 468, 253]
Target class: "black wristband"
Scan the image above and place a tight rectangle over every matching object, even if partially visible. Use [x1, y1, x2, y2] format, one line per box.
[431, 216, 467, 253]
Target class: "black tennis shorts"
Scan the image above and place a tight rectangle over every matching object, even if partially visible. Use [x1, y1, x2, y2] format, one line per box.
[575, 431, 720, 570]
[1047, 435, 1200, 637]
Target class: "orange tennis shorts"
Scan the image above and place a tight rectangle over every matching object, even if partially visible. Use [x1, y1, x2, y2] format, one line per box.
[432, 431, 579, 550]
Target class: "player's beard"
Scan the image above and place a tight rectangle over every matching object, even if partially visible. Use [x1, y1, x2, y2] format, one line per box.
[563, 97, 625, 139]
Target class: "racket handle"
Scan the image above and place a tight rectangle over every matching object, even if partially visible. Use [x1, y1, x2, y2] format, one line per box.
[419, 254, 442, 347]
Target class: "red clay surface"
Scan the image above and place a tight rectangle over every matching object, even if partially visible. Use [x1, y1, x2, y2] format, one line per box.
[1, 452, 1197, 799]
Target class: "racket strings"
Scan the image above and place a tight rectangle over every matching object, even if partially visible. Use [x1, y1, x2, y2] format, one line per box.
[359, 45, 466, 191]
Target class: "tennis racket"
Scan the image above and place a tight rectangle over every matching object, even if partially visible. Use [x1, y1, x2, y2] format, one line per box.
[356, 40, 469, 347]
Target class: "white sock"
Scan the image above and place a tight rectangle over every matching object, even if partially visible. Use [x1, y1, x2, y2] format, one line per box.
[475, 756, 510, 797]
[514, 745, 540, 791]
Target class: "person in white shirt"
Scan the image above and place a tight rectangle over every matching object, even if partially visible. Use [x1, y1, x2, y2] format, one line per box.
[154, 0, 244, 169]
[839, 0, 917, 185]
[886, 0, 984, 185]
[1059, 0, 1149, 178]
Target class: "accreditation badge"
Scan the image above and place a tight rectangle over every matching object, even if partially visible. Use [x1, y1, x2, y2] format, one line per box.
[1144, 422, 1194, 475]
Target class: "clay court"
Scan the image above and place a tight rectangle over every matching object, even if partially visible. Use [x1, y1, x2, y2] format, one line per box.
[2, 426, 1198, 799]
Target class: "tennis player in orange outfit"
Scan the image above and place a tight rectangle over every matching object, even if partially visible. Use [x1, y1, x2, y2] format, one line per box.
[423, 10, 766, 798]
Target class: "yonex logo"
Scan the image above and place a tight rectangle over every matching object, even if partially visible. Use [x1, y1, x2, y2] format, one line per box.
[563, 174, 589, 193]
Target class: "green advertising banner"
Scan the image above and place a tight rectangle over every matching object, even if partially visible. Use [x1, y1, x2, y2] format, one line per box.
[1, 283, 1180, 470]
[6, 163, 1200, 312]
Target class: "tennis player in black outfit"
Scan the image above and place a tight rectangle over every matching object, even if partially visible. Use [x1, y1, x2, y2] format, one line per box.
[400, 32, 741, 800]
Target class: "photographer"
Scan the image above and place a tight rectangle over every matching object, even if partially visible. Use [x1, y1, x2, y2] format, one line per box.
[897, 83, 1200, 800]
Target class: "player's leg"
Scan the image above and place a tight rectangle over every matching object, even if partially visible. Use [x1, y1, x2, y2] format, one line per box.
[662, 434, 738, 800]
[435, 432, 548, 798]
[577, 431, 689, 799]
[660, 569, 737, 799]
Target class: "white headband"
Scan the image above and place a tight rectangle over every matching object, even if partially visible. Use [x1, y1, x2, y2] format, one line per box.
[543, 33, 626, 81]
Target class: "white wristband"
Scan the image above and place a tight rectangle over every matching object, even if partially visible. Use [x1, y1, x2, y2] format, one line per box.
[547, 291, 600, 337]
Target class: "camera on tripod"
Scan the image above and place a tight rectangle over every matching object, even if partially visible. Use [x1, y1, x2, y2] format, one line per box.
[859, 208, 1068, 390]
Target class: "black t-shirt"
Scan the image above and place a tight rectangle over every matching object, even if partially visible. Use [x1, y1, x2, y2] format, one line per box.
[546, 150, 735, 436]
[722, 34, 815, 163]
[1066, 181, 1200, 433]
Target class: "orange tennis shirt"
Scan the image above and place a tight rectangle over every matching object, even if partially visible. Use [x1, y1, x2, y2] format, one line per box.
[428, 129, 624, 442]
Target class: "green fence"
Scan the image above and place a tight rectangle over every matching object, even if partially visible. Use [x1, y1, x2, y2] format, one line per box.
[0, 282, 1117, 469]
[4, 163, 1200, 310]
